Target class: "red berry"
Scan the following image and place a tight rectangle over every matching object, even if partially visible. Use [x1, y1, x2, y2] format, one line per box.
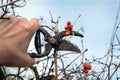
[64, 26, 69, 31]
[65, 31, 70, 36]
[83, 68, 89, 74]
[83, 63, 92, 70]
[67, 21, 71, 26]
[68, 25, 73, 31]
[65, 25, 73, 31]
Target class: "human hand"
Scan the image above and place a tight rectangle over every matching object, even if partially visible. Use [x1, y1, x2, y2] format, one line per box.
[0, 15, 39, 67]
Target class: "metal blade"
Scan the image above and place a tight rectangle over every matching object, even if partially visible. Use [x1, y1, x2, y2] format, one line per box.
[58, 40, 81, 53]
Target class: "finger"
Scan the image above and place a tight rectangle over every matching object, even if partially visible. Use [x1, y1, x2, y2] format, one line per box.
[20, 54, 35, 67]
[18, 17, 28, 22]
[9, 16, 27, 22]
[9, 15, 18, 20]
[27, 57, 35, 67]
[0, 14, 9, 22]
[28, 18, 39, 32]
[0, 15, 17, 29]
[0, 14, 9, 19]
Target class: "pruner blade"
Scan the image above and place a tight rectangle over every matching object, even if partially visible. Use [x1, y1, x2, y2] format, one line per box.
[58, 40, 81, 53]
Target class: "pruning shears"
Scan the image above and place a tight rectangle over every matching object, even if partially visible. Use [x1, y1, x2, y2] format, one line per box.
[30, 26, 84, 58]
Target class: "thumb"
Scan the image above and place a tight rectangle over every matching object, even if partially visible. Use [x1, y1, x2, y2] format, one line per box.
[29, 18, 39, 32]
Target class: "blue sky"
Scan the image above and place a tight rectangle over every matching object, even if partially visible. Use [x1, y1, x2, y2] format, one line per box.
[15, 0, 120, 58]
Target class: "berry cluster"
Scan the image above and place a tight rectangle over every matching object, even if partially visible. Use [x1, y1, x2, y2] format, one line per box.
[83, 63, 92, 74]
[64, 21, 73, 36]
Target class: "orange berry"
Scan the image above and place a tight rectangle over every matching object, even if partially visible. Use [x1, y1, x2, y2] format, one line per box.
[64, 26, 69, 31]
[68, 25, 73, 31]
[67, 21, 71, 26]
[83, 63, 92, 70]
[83, 68, 89, 74]
[65, 31, 70, 36]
